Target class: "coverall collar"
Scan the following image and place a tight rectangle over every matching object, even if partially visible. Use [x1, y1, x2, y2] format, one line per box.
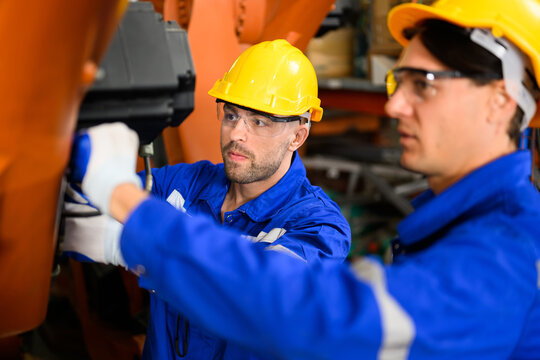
[199, 151, 307, 222]
[397, 151, 533, 246]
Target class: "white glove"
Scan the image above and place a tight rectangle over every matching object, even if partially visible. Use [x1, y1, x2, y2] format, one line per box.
[61, 202, 127, 268]
[70, 122, 142, 214]
[62, 186, 126, 267]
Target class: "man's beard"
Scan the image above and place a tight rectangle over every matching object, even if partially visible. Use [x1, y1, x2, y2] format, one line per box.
[221, 141, 288, 184]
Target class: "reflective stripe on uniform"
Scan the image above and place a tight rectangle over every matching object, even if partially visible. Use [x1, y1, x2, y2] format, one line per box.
[352, 258, 415, 360]
[242, 228, 287, 243]
[256, 228, 287, 243]
[166, 190, 187, 213]
[537, 260, 540, 289]
[246, 228, 305, 261]
[266, 244, 305, 261]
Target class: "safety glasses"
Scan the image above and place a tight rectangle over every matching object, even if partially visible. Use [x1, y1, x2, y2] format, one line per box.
[385, 67, 501, 103]
[216, 100, 305, 137]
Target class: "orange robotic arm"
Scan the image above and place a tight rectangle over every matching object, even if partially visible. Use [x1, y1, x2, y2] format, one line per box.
[0, 0, 127, 337]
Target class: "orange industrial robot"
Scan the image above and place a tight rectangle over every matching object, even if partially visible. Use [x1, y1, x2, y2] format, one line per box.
[0, 0, 336, 347]
[0, 0, 129, 339]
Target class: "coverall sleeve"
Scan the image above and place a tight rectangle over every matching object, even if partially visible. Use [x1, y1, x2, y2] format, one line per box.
[120, 197, 537, 360]
[258, 205, 351, 263]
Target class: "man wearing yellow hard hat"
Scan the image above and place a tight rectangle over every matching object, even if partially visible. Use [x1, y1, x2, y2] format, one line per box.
[66, 0, 540, 358]
[63, 39, 350, 359]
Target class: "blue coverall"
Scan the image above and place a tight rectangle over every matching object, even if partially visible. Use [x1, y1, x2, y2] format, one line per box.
[137, 151, 351, 359]
[125, 151, 540, 359]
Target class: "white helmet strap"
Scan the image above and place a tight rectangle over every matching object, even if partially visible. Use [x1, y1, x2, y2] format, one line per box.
[299, 111, 311, 129]
[470, 28, 536, 131]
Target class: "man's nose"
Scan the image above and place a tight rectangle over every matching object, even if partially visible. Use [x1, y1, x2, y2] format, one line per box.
[384, 87, 413, 120]
[230, 117, 249, 140]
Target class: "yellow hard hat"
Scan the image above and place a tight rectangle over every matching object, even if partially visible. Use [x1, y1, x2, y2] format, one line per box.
[208, 39, 323, 122]
[387, 0, 540, 127]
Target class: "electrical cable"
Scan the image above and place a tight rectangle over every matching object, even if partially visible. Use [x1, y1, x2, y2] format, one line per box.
[62, 209, 102, 218]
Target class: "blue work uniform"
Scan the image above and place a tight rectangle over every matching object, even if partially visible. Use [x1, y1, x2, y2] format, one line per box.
[124, 151, 540, 359]
[137, 151, 351, 359]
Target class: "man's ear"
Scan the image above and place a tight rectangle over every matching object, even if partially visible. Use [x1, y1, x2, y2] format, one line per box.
[488, 80, 517, 126]
[288, 124, 309, 152]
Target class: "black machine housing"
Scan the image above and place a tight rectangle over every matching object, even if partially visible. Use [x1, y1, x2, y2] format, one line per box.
[78, 1, 195, 145]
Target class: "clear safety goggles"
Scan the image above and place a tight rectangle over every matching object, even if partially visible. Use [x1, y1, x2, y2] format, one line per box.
[216, 99, 309, 137]
[385, 66, 501, 103]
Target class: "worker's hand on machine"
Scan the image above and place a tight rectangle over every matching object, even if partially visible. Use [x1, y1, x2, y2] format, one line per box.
[62, 183, 126, 267]
[63, 121, 141, 268]
[69, 122, 142, 215]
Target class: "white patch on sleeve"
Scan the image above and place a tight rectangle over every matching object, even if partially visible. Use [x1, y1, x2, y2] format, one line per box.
[255, 228, 287, 244]
[166, 189, 187, 213]
[352, 258, 416, 360]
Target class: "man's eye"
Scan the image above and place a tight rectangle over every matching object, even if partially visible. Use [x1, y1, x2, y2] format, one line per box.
[413, 79, 429, 90]
[412, 79, 433, 97]
[251, 118, 270, 127]
[223, 112, 238, 122]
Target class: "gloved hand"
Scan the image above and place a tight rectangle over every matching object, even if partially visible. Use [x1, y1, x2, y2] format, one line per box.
[61, 184, 127, 267]
[70, 122, 142, 215]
